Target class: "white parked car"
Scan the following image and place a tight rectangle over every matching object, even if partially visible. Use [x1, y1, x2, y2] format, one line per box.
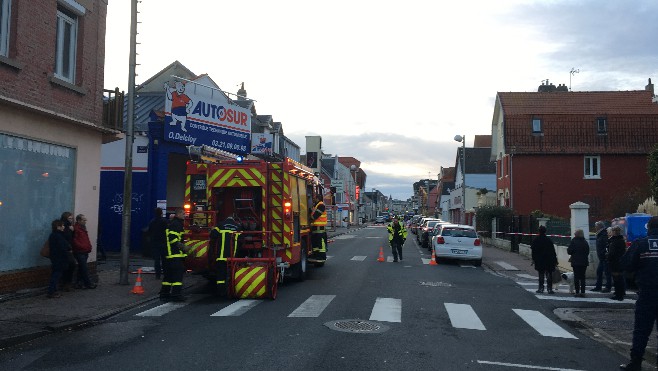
[431, 224, 482, 266]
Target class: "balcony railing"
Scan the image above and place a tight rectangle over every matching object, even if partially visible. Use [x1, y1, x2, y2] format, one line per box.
[102, 88, 125, 132]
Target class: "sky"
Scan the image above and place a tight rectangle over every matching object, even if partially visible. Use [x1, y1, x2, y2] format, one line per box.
[104, 0, 658, 200]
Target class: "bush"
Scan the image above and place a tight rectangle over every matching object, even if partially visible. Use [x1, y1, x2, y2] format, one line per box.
[476, 205, 513, 233]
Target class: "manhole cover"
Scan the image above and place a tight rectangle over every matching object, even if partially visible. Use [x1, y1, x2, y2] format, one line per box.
[324, 319, 390, 333]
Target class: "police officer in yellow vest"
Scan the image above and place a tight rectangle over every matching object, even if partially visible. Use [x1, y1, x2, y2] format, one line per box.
[209, 216, 241, 297]
[310, 195, 328, 262]
[387, 217, 407, 262]
[160, 208, 187, 302]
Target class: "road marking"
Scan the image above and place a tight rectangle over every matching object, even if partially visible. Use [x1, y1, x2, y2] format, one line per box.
[365, 236, 380, 239]
[350, 256, 367, 261]
[444, 303, 486, 330]
[513, 309, 577, 338]
[495, 261, 519, 270]
[421, 258, 431, 265]
[477, 360, 586, 370]
[135, 302, 189, 317]
[211, 300, 261, 317]
[369, 297, 401, 323]
[326, 256, 333, 260]
[533, 293, 636, 304]
[386, 256, 394, 262]
[516, 273, 537, 280]
[288, 295, 336, 317]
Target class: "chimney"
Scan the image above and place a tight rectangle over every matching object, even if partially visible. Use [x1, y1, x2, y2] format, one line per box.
[646, 78, 655, 96]
[237, 82, 247, 101]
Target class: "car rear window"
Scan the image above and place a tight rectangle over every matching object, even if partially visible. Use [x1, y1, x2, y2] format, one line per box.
[427, 221, 440, 228]
[441, 228, 477, 238]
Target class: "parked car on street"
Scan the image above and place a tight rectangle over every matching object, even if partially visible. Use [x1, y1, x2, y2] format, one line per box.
[419, 219, 445, 249]
[410, 215, 423, 234]
[375, 216, 386, 224]
[431, 224, 482, 266]
[416, 218, 439, 243]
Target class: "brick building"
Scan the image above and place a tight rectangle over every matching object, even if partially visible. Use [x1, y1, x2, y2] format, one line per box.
[0, 0, 117, 293]
[490, 80, 658, 221]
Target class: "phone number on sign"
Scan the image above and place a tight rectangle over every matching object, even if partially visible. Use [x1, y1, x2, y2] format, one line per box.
[211, 140, 246, 152]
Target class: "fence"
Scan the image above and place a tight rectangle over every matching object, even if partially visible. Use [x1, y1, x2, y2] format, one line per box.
[494, 215, 571, 251]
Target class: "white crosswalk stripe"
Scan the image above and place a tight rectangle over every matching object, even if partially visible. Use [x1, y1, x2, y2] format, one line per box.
[350, 256, 367, 261]
[288, 295, 336, 317]
[369, 297, 401, 323]
[211, 299, 261, 316]
[513, 309, 577, 339]
[444, 303, 486, 330]
[136, 302, 189, 317]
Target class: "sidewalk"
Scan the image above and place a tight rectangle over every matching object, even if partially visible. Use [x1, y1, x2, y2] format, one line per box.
[481, 243, 655, 368]
[0, 226, 360, 349]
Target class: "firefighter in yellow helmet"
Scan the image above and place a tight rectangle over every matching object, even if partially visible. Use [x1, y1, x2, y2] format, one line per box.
[309, 193, 328, 262]
[160, 208, 187, 302]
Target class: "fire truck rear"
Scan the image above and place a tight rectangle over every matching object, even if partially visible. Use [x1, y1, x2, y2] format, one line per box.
[181, 154, 324, 299]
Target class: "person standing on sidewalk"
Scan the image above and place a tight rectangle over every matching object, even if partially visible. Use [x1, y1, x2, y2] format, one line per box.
[591, 221, 612, 293]
[59, 211, 76, 291]
[531, 226, 558, 294]
[567, 229, 589, 297]
[147, 208, 168, 280]
[387, 217, 407, 262]
[71, 214, 97, 289]
[47, 219, 70, 298]
[608, 225, 627, 301]
[619, 216, 658, 370]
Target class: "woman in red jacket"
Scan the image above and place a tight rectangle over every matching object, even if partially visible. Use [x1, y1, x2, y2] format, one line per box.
[72, 214, 97, 289]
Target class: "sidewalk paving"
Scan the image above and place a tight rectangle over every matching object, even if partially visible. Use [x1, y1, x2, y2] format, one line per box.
[0, 225, 652, 369]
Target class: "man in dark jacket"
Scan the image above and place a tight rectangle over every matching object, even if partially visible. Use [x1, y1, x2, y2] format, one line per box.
[591, 221, 612, 292]
[619, 216, 658, 370]
[47, 219, 70, 298]
[608, 226, 627, 301]
[530, 226, 558, 294]
[147, 208, 168, 279]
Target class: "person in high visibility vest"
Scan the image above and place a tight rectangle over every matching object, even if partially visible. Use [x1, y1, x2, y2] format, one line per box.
[387, 217, 407, 262]
[209, 216, 241, 297]
[160, 208, 187, 302]
[310, 195, 327, 261]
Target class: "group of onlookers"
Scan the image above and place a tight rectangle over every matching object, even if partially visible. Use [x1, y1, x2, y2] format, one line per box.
[47, 212, 97, 298]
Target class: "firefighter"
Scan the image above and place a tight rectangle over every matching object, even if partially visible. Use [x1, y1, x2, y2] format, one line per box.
[209, 216, 241, 296]
[310, 194, 328, 261]
[160, 208, 187, 302]
[387, 217, 407, 262]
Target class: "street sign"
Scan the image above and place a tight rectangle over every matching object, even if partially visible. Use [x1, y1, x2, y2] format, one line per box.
[338, 208, 342, 212]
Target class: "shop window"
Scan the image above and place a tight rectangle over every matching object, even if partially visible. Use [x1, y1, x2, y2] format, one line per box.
[0, 133, 75, 271]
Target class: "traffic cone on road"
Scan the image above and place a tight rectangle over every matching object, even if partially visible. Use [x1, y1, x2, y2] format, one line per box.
[377, 247, 385, 262]
[430, 249, 438, 266]
[131, 268, 145, 294]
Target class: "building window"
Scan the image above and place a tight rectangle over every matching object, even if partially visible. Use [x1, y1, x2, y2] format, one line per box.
[0, 0, 10, 57]
[55, 8, 78, 83]
[584, 156, 601, 179]
[532, 118, 542, 133]
[596, 117, 607, 134]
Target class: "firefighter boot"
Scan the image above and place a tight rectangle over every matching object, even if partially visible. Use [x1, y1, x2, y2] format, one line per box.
[159, 285, 171, 301]
[170, 285, 186, 302]
[619, 358, 642, 370]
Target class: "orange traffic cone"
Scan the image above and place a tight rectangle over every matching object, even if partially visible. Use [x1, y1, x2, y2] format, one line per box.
[131, 268, 145, 294]
[377, 246, 385, 262]
[429, 249, 438, 266]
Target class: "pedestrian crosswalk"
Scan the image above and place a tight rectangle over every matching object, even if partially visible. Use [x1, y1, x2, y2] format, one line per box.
[133, 295, 577, 339]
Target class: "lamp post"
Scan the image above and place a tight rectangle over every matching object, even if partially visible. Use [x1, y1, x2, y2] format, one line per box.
[350, 164, 358, 225]
[454, 135, 466, 224]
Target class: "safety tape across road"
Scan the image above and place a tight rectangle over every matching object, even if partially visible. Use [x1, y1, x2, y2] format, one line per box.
[478, 231, 571, 238]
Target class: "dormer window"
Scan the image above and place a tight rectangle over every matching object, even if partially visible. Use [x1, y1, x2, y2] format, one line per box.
[532, 118, 542, 133]
[596, 117, 607, 134]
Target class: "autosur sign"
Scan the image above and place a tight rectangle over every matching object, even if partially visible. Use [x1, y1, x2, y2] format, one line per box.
[163, 81, 251, 155]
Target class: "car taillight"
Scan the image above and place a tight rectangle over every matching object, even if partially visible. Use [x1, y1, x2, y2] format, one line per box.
[474, 239, 481, 246]
[436, 236, 445, 244]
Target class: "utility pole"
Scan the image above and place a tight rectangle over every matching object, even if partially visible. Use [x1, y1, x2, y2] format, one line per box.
[120, 0, 138, 285]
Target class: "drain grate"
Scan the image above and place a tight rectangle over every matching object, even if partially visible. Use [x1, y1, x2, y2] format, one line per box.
[324, 319, 390, 333]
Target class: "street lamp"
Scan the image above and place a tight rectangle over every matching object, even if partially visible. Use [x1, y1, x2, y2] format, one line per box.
[350, 164, 358, 225]
[454, 134, 466, 224]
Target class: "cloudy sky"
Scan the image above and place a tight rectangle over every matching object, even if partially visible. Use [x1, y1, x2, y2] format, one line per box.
[104, 0, 658, 200]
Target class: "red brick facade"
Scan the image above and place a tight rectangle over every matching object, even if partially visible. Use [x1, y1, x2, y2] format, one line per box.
[0, 0, 107, 123]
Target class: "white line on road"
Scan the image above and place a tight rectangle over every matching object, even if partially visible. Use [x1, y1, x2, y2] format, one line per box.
[421, 258, 431, 265]
[135, 302, 188, 317]
[513, 309, 577, 339]
[211, 300, 261, 317]
[369, 297, 402, 323]
[477, 360, 586, 370]
[386, 256, 394, 262]
[516, 273, 537, 279]
[444, 303, 486, 330]
[350, 256, 367, 261]
[533, 293, 636, 304]
[288, 295, 336, 317]
[495, 261, 520, 270]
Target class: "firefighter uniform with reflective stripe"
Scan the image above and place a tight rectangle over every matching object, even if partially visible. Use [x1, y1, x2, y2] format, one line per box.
[160, 214, 186, 301]
[387, 219, 407, 262]
[210, 217, 241, 296]
[310, 200, 327, 261]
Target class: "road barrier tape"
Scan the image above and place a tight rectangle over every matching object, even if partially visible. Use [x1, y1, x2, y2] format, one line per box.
[481, 231, 571, 238]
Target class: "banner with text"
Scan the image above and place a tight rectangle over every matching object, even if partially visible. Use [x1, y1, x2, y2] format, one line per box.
[163, 81, 251, 155]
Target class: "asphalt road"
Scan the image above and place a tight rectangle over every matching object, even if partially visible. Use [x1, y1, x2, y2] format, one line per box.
[0, 226, 632, 370]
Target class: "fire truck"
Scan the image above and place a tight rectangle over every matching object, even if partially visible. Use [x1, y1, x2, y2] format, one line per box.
[180, 146, 325, 299]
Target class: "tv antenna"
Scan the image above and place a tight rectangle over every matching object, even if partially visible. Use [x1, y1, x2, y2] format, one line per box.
[569, 68, 580, 91]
